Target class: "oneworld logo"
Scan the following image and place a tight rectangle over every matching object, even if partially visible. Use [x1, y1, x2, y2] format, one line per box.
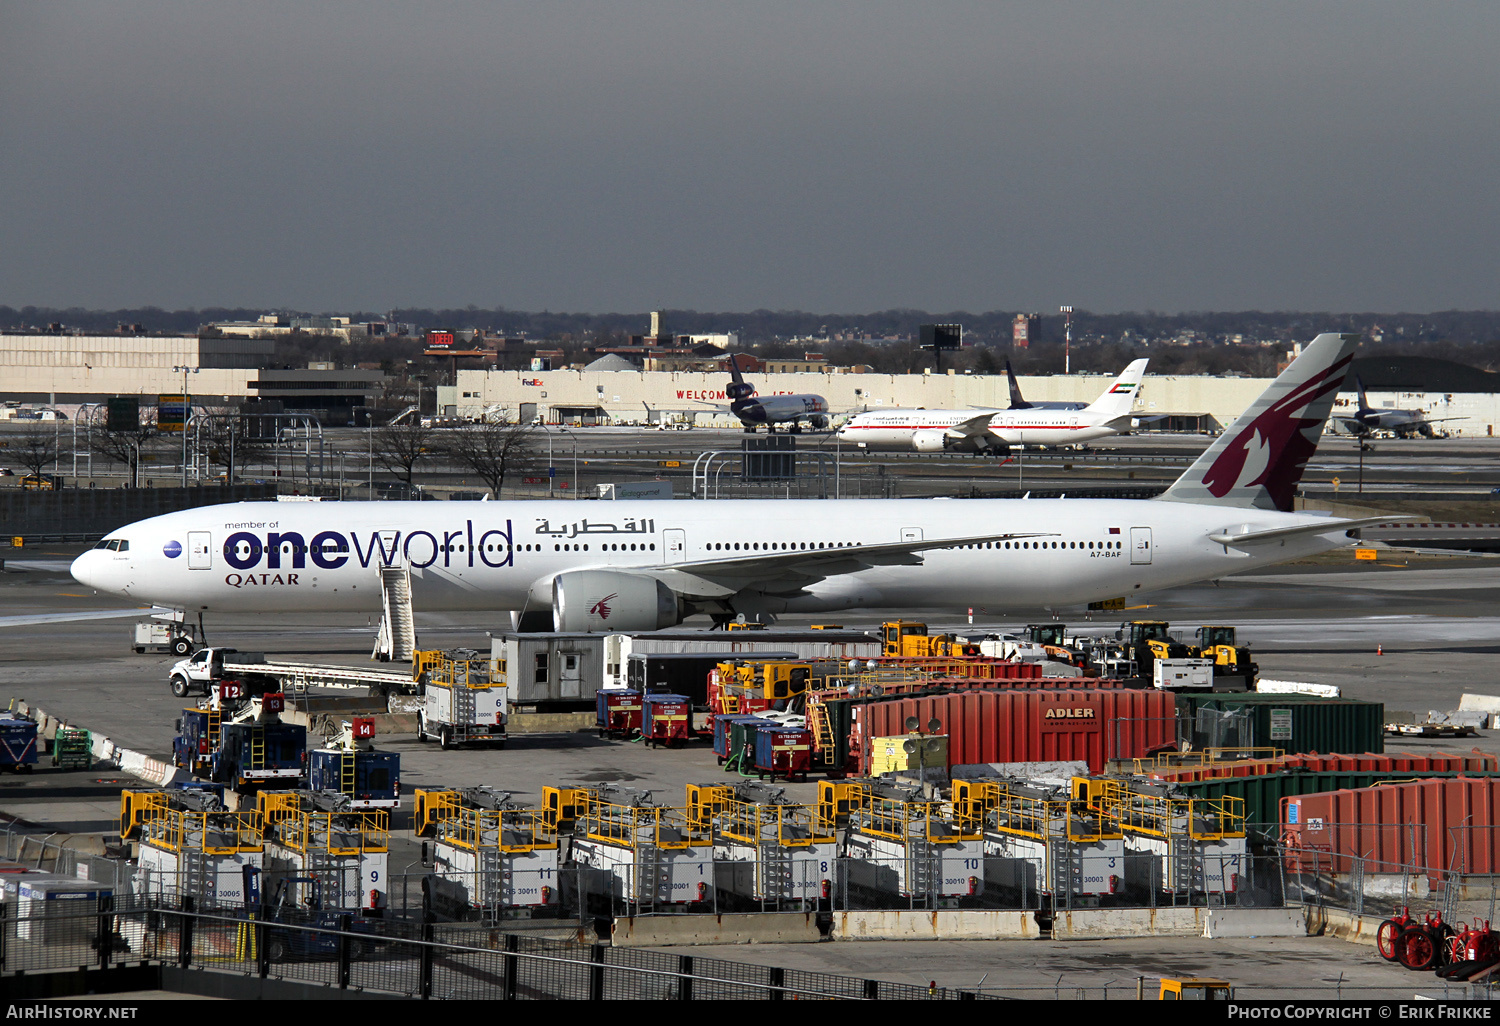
[163, 540, 182, 559]
[221, 519, 516, 572]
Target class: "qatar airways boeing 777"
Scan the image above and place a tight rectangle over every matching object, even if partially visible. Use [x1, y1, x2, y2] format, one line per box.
[72, 334, 1389, 632]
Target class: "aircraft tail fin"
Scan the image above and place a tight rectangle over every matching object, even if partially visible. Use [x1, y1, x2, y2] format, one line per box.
[1157, 333, 1359, 512]
[1083, 358, 1149, 419]
[1355, 374, 1371, 413]
[725, 354, 755, 401]
[1005, 360, 1033, 409]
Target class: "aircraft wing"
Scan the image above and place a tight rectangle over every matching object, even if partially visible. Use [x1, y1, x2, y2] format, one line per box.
[1207, 516, 1409, 549]
[944, 413, 998, 439]
[595, 530, 1058, 599]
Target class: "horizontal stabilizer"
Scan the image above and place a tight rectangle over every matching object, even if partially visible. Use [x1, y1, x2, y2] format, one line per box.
[1207, 516, 1407, 547]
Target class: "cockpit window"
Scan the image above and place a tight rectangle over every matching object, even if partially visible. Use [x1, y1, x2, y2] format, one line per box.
[115, 540, 129, 552]
[93, 540, 112, 550]
[93, 539, 130, 552]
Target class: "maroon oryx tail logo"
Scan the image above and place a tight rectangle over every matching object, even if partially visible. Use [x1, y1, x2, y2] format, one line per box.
[589, 593, 618, 619]
[1200, 355, 1351, 511]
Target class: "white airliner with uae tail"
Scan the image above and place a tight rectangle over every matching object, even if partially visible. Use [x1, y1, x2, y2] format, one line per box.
[73, 335, 1390, 631]
[836, 359, 1149, 452]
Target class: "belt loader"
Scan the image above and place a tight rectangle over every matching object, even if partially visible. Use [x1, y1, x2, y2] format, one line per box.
[259, 790, 390, 911]
[568, 787, 715, 913]
[952, 778, 1124, 904]
[121, 788, 262, 908]
[414, 786, 560, 915]
[1081, 778, 1246, 897]
[688, 782, 837, 909]
[840, 780, 985, 905]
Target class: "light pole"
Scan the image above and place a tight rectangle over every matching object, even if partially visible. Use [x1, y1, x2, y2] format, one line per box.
[1060, 306, 1073, 375]
[172, 365, 199, 487]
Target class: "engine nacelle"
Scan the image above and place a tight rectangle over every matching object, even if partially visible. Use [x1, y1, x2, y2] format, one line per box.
[912, 432, 948, 453]
[552, 571, 683, 633]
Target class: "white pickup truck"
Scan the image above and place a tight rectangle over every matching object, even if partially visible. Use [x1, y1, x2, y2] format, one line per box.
[168, 646, 416, 699]
[168, 648, 273, 698]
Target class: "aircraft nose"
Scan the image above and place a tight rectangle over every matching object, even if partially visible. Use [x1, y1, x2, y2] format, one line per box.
[70, 551, 98, 589]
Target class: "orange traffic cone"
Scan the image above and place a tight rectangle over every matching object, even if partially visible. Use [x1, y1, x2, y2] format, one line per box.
[1377, 644, 1383, 656]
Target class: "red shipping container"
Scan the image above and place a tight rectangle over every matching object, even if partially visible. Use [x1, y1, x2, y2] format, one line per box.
[1149, 749, 1498, 783]
[1282, 777, 1500, 883]
[855, 689, 1176, 775]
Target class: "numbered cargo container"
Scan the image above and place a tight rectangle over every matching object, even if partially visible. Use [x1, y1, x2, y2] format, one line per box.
[15, 878, 115, 944]
[752, 724, 813, 782]
[417, 786, 561, 913]
[122, 788, 262, 908]
[259, 790, 390, 911]
[0, 710, 39, 772]
[569, 793, 714, 911]
[694, 783, 837, 908]
[842, 783, 985, 904]
[419, 650, 507, 749]
[1090, 779, 1246, 896]
[953, 779, 1124, 902]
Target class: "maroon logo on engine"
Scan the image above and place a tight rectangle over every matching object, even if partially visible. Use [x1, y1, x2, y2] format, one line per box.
[589, 593, 618, 619]
[1201, 357, 1350, 511]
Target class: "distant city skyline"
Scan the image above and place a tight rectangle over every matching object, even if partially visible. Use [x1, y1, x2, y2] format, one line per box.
[3, 3, 1497, 314]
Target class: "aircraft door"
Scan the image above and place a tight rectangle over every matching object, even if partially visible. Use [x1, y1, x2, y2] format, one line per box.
[188, 532, 212, 570]
[378, 530, 400, 567]
[664, 529, 686, 563]
[1130, 527, 1153, 565]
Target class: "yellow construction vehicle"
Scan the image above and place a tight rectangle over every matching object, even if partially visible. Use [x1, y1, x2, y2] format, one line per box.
[1194, 626, 1259, 691]
[879, 621, 979, 659]
[1120, 620, 1190, 680]
[1157, 978, 1234, 1000]
[881, 621, 928, 656]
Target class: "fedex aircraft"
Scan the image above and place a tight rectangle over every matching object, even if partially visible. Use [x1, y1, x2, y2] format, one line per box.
[73, 336, 1389, 632]
[702, 354, 829, 433]
[836, 359, 1149, 452]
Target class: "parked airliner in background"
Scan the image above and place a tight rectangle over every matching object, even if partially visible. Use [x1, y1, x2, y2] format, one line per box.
[700, 354, 829, 433]
[1334, 375, 1461, 439]
[836, 359, 1149, 452]
[1004, 359, 1087, 411]
[73, 336, 1392, 632]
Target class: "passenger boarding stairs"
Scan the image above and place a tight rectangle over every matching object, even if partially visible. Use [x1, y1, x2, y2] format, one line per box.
[373, 563, 416, 663]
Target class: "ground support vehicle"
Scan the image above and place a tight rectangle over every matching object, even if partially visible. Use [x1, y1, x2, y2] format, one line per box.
[415, 786, 561, 915]
[641, 692, 693, 748]
[173, 692, 307, 794]
[51, 726, 90, 769]
[1194, 626, 1258, 691]
[953, 779, 1124, 904]
[1159, 978, 1235, 1000]
[133, 620, 198, 656]
[841, 782, 984, 905]
[568, 793, 715, 912]
[1091, 779, 1246, 897]
[259, 791, 390, 911]
[708, 659, 818, 725]
[596, 689, 643, 739]
[751, 723, 814, 782]
[0, 710, 39, 773]
[121, 788, 262, 907]
[694, 783, 836, 909]
[307, 718, 400, 809]
[245, 871, 386, 964]
[417, 649, 506, 749]
[168, 646, 416, 700]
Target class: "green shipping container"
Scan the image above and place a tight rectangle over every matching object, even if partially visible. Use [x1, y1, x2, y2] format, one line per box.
[1172, 769, 1500, 842]
[1177, 693, 1384, 757]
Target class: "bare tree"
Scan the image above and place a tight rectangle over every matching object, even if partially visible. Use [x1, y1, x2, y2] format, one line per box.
[370, 417, 433, 487]
[7, 423, 61, 481]
[89, 423, 160, 486]
[437, 419, 537, 498]
[197, 415, 268, 483]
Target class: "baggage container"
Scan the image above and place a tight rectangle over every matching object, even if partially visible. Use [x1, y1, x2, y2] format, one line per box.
[751, 724, 813, 781]
[1176, 693, 1384, 756]
[0, 712, 39, 772]
[51, 727, 90, 770]
[307, 748, 400, 810]
[641, 693, 693, 748]
[1282, 776, 1500, 883]
[596, 689, 643, 739]
[714, 714, 770, 763]
[857, 689, 1177, 776]
[15, 879, 114, 944]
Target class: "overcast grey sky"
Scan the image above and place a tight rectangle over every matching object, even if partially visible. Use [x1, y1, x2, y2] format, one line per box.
[2, 2, 1497, 314]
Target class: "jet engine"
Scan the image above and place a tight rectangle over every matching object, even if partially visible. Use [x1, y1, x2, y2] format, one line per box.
[912, 432, 948, 453]
[552, 571, 683, 633]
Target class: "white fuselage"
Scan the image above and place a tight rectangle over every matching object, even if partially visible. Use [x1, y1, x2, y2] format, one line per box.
[837, 408, 1121, 449]
[71, 497, 1351, 618]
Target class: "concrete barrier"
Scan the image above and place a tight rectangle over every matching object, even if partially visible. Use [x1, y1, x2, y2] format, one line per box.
[833, 910, 1039, 941]
[510, 711, 596, 734]
[1051, 907, 1207, 939]
[1203, 908, 1306, 938]
[612, 912, 821, 947]
[1307, 906, 1380, 947]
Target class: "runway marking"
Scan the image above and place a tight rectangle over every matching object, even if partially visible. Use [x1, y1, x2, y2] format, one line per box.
[56, 593, 88, 597]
